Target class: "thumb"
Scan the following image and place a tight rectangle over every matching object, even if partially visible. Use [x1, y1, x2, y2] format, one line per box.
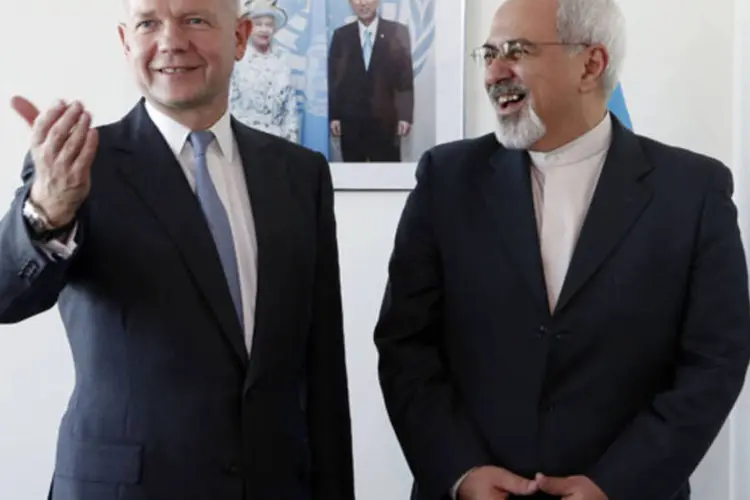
[536, 473, 573, 495]
[10, 95, 40, 126]
[494, 469, 538, 495]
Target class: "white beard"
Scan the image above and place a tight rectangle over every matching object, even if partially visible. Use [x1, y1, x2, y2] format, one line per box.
[492, 97, 547, 150]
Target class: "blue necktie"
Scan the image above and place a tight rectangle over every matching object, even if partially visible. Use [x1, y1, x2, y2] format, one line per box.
[363, 30, 373, 69]
[189, 131, 244, 327]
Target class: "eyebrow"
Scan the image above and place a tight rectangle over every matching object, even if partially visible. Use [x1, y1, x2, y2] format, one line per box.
[130, 8, 216, 19]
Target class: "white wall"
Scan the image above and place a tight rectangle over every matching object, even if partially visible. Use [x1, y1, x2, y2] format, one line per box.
[0, 0, 746, 499]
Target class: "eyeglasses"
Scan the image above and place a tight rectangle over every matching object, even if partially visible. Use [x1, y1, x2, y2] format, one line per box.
[471, 39, 589, 66]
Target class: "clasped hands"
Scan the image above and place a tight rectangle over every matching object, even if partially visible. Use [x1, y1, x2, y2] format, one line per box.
[457, 465, 608, 500]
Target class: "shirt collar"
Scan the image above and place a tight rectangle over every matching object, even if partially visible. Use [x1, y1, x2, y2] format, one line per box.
[358, 16, 379, 40]
[144, 100, 236, 163]
[528, 112, 612, 169]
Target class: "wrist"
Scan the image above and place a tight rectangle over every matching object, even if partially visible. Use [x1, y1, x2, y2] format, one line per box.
[22, 196, 76, 242]
[27, 190, 75, 229]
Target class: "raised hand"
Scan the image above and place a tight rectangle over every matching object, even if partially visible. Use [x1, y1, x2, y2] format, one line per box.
[11, 96, 98, 227]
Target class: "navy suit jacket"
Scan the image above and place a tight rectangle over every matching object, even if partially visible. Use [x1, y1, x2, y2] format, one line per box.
[0, 100, 354, 500]
[328, 18, 414, 127]
[374, 115, 750, 500]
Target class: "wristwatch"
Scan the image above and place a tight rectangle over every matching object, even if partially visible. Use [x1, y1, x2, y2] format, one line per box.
[22, 197, 74, 242]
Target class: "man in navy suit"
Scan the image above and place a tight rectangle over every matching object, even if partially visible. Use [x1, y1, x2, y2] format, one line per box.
[374, 0, 750, 499]
[328, 0, 414, 162]
[0, 0, 354, 499]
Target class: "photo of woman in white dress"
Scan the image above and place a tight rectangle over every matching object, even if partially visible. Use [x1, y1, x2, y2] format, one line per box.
[230, 0, 300, 143]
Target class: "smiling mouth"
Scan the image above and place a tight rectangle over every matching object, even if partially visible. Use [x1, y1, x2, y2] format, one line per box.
[497, 92, 527, 110]
[156, 67, 199, 75]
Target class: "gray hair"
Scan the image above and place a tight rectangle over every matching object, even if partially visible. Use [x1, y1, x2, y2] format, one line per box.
[556, 0, 626, 97]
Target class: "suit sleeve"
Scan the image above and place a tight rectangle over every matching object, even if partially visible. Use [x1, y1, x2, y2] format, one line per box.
[327, 30, 343, 122]
[395, 24, 414, 124]
[306, 153, 355, 500]
[374, 151, 492, 500]
[588, 163, 750, 500]
[0, 153, 83, 324]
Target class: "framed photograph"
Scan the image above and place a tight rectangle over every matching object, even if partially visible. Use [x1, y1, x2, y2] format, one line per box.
[229, 0, 466, 191]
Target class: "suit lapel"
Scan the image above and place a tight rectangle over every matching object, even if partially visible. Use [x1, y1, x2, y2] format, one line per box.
[230, 120, 291, 386]
[554, 117, 653, 314]
[368, 18, 386, 74]
[481, 147, 549, 312]
[112, 101, 248, 367]
[346, 23, 367, 75]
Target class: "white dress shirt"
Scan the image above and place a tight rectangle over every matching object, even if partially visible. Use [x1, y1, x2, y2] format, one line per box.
[144, 102, 258, 355]
[529, 113, 612, 311]
[358, 16, 379, 48]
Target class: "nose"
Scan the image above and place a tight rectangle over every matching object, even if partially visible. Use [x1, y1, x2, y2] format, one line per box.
[484, 57, 514, 85]
[157, 20, 189, 53]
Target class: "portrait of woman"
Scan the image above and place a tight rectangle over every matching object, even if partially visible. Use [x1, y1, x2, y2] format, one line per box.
[229, 0, 300, 143]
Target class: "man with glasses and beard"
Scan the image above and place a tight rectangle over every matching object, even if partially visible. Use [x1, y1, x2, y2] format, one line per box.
[373, 0, 750, 499]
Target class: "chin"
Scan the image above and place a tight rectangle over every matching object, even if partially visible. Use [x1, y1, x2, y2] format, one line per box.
[152, 92, 203, 110]
[493, 103, 547, 150]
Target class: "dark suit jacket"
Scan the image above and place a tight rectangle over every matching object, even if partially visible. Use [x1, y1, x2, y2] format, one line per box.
[374, 115, 750, 500]
[328, 17, 414, 128]
[0, 99, 354, 500]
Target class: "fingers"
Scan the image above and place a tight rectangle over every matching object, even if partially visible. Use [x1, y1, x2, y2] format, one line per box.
[536, 473, 573, 496]
[45, 102, 86, 155]
[494, 468, 538, 495]
[10, 95, 40, 126]
[29, 100, 70, 148]
[57, 111, 92, 170]
[71, 128, 99, 176]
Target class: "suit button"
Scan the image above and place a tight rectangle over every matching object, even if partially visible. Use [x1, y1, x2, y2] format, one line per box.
[554, 329, 568, 340]
[223, 463, 241, 475]
[537, 325, 549, 337]
[18, 260, 40, 279]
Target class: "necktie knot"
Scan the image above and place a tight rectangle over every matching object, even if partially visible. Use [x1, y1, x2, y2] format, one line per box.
[189, 130, 215, 158]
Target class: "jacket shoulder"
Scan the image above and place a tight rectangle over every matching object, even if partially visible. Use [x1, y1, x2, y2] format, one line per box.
[415, 134, 499, 184]
[381, 18, 409, 31]
[636, 133, 732, 188]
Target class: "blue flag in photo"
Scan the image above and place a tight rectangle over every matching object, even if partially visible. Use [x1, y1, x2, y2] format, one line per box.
[608, 83, 632, 130]
[298, 0, 330, 157]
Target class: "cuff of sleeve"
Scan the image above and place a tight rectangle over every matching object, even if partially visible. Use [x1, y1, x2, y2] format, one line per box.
[450, 468, 475, 500]
[34, 222, 79, 261]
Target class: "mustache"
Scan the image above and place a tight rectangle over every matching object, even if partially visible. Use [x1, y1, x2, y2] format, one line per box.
[488, 81, 528, 99]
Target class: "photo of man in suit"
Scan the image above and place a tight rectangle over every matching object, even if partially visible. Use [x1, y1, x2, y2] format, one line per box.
[328, 0, 415, 162]
[0, 0, 355, 498]
[374, 0, 750, 499]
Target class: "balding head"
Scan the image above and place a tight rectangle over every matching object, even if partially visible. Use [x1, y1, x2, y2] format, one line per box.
[121, 0, 241, 19]
[479, 0, 626, 151]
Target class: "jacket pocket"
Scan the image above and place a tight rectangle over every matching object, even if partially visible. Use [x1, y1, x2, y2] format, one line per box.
[54, 434, 143, 484]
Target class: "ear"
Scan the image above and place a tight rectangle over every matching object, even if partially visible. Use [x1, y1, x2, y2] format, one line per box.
[117, 23, 130, 55]
[235, 16, 253, 61]
[579, 44, 609, 93]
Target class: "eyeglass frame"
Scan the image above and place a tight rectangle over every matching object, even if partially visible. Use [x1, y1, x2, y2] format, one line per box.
[471, 39, 591, 66]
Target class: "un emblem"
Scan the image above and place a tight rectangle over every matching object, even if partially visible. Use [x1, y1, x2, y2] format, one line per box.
[397, 0, 435, 76]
